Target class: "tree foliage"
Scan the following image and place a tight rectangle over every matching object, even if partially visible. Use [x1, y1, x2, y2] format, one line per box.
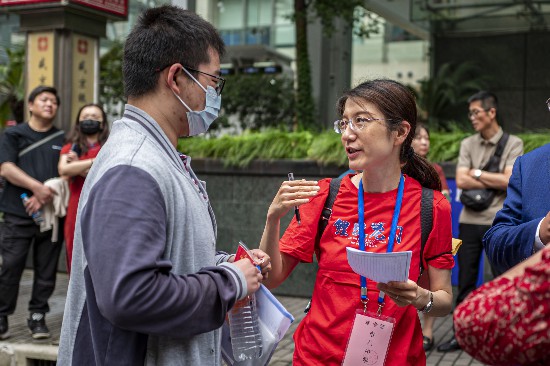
[99, 40, 126, 120]
[0, 45, 25, 126]
[413, 61, 489, 130]
[215, 73, 295, 132]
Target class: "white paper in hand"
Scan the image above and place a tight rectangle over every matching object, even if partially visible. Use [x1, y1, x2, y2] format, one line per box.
[346, 247, 412, 283]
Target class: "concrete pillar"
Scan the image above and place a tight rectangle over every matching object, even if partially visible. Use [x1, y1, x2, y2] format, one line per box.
[308, 16, 353, 129]
[16, 7, 106, 132]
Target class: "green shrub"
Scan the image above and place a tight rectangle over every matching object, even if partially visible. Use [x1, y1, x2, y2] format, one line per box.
[179, 130, 313, 167]
[178, 129, 549, 167]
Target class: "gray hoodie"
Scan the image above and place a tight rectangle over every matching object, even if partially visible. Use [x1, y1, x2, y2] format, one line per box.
[58, 105, 247, 365]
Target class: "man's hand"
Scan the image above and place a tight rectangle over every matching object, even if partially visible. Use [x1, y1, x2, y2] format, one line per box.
[540, 211, 550, 245]
[233, 258, 263, 296]
[32, 184, 55, 205]
[22, 194, 42, 216]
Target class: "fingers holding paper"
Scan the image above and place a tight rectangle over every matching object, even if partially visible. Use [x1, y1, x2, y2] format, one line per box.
[377, 280, 419, 307]
[267, 179, 320, 221]
[250, 248, 272, 280]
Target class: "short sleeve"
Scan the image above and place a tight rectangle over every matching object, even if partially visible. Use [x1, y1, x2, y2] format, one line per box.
[423, 193, 454, 270]
[456, 138, 471, 169]
[0, 129, 19, 164]
[279, 178, 331, 263]
[60, 143, 72, 155]
[503, 136, 523, 168]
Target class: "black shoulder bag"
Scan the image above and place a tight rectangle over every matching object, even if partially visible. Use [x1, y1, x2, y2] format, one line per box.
[460, 133, 509, 211]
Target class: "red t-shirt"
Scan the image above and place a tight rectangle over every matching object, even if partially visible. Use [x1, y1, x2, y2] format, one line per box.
[60, 142, 102, 274]
[280, 174, 454, 366]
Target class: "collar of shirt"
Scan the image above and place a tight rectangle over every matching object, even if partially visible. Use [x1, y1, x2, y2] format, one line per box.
[476, 126, 503, 146]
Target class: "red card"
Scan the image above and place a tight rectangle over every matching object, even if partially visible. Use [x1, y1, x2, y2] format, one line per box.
[235, 241, 255, 264]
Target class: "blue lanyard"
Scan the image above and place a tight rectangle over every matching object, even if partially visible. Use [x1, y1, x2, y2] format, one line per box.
[358, 174, 405, 315]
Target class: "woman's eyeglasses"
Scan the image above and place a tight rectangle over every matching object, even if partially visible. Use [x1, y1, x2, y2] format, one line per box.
[333, 116, 397, 134]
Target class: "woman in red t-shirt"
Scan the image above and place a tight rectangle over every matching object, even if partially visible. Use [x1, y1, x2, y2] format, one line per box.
[411, 123, 450, 351]
[260, 79, 454, 365]
[58, 103, 110, 275]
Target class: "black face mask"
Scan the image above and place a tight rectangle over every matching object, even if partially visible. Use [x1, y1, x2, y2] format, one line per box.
[79, 119, 102, 135]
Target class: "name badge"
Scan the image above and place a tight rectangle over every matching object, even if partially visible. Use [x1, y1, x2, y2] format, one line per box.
[342, 310, 395, 366]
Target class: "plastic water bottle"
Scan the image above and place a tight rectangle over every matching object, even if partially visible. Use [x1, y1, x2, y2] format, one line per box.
[229, 293, 263, 361]
[20, 193, 43, 225]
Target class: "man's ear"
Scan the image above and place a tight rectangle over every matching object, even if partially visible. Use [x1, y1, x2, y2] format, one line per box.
[488, 107, 497, 119]
[165, 64, 182, 92]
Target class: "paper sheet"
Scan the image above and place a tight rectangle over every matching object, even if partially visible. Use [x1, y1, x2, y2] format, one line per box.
[346, 247, 412, 283]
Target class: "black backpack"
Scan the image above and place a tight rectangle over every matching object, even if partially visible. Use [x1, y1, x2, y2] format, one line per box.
[305, 177, 433, 313]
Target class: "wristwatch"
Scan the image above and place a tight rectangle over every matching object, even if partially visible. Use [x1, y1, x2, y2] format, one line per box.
[473, 169, 483, 180]
[419, 291, 434, 314]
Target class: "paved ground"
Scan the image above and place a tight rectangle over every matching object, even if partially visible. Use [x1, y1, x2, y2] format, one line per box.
[1, 270, 485, 365]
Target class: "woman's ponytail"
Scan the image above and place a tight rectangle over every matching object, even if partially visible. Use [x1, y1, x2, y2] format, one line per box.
[402, 148, 442, 191]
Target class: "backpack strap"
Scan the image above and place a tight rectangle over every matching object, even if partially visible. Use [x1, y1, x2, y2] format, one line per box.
[305, 177, 342, 313]
[419, 187, 433, 281]
[315, 177, 343, 246]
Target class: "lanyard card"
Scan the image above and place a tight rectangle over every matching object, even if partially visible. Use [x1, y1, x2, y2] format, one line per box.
[342, 310, 396, 366]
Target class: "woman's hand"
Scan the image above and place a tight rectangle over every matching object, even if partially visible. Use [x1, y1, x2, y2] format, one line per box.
[377, 280, 429, 309]
[267, 179, 320, 221]
[250, 248, 272, 280]
[65, 151, 79, 163]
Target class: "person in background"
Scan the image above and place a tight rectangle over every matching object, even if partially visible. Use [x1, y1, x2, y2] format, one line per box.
[58, 6, 269, 365]
[260, 79, 454, 365]
[0, 85, 65, 340]
[454, 98, 550, 365]
[58, 103, 110, 275]
[438, 91, 523, 352]
[411, 123, 450, 351]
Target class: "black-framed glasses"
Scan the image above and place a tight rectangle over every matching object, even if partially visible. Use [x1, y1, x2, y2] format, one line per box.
[154, 64, 225, 96]
[184, 67, 225, 96]
[333, 116, 397, 134]
[467, 108, 489, 119]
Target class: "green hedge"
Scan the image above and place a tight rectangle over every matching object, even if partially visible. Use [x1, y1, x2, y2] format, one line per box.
[178, 130, 550, 167]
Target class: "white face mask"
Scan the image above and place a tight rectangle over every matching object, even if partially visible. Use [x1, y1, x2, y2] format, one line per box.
[172, 68, 222, 136]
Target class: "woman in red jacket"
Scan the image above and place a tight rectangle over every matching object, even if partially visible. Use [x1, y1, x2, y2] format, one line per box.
[260, 79, 454, 365]
[58, 103, 109, 274]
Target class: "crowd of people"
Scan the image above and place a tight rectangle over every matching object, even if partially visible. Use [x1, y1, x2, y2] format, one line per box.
[0, 4, 548, 366]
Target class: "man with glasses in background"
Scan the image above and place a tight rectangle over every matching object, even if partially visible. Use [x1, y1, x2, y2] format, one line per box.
[438, 90, 523, 352]
[58, 6, 268, 365]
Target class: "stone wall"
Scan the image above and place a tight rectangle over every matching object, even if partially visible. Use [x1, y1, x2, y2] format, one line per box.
[193, 158, 344, 298]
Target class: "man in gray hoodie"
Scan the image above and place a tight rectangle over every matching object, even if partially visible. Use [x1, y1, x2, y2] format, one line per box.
[58, 6, 268, 365]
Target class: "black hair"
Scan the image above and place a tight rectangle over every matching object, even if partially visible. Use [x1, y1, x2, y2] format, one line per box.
[123, 5, 225, 98]
[415, 123, 429, 137]
[67, 103, 110, 155]
[467, 90, 498, 112]
[28, 85, 60, 106]
[337, 79, 441, 191]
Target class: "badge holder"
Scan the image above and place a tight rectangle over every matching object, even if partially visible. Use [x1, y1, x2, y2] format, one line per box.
[342, 300, 396, 366]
